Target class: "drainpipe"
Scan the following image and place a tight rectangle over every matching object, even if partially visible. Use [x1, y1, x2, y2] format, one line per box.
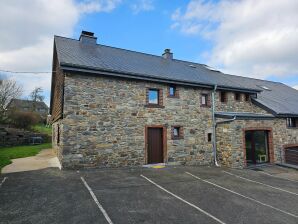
[212, 85, 237, 167]
[211, 85, 219, 166]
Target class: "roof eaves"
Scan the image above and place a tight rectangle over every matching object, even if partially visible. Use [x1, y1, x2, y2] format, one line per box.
[60, 63, 261, 93]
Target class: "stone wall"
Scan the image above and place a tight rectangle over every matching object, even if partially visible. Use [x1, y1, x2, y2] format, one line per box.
[216, 119, 298, 168]
[0, 126, 49, 147]
[54, 73, 228, 168]
[52, 72, 298, 169]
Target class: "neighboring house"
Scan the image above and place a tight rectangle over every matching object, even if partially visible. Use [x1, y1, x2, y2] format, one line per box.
[7, 99, 49, 118]
[50, 31, 298, 169]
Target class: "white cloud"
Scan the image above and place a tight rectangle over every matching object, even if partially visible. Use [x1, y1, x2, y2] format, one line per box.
[131, 0, 154, 14]
[0, 0, 121, 106]
[293, 85, 298, 90]
[171, 0, 298, 79]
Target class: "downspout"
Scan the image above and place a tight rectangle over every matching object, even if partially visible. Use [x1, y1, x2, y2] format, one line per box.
[212, 85, 236, 167]
[211, 85, 219, 166]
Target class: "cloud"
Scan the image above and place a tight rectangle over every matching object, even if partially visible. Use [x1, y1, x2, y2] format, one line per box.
[131, 0, 154, 14]
[293, 85, 298, 90]
[0, 0, 121, 106]
[171, 0, 298, 79]
[79, 0, 122, 13]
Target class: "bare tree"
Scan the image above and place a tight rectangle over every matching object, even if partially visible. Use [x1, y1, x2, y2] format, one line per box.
[0, 79, 23, 123]
[29, 87, 44, 102]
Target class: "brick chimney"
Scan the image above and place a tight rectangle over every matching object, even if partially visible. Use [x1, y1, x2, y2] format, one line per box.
[79, 31, 97, 45]
[162, 49, 173, 59]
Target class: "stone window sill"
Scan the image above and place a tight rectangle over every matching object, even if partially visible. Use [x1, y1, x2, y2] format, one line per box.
[145, 104, 165, 108]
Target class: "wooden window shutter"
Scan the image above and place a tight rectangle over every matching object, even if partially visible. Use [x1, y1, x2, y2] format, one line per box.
[207, 94, 211, 107]
[159, 89, 163, 106]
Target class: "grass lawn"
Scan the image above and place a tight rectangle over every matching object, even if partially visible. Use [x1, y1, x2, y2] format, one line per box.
[0, 143, 52, 172]
[31, 124, 52, 136]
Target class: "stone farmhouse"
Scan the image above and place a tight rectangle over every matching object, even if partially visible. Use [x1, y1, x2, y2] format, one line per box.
[50, 31, 298, 169]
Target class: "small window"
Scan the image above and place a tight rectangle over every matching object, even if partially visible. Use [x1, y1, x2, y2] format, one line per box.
[148, 89, 159, 104]
[201, 94, 208, 106]
[220, 91, 227, 103]
[57, 125, 60, 144]
[207, 133, 212, 142]
[245, 93, 250, 101]
[169, 86, 176, 97]
[172, 126, 183, 140]
[235, 92, 240, 101]
[287, 118, 297, 128]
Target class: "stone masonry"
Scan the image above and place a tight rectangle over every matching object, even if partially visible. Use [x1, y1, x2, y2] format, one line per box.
[52, 73, 298, 168]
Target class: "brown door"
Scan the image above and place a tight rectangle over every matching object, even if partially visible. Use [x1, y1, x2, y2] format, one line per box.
[285, 147, 298, 165]
[147, 128, 163, 164]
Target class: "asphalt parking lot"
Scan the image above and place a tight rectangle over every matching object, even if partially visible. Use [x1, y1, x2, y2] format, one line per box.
[0, 166, 297, 224]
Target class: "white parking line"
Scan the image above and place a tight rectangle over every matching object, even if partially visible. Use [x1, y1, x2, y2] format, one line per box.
[223, 171, 298, 196]
[186, 172, 298, 219]
[140, 174, 226, 224]
[80, 177, 113, 224]
[0, 177, 7, 188]
[258, 171, 298, 183]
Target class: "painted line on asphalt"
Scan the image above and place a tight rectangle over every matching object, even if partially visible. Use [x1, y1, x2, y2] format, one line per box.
[258, 171, 298, 183]
[223, 171, 298, 196]
[0, 177, 7, 188]
[80, 177, 113, 224]
[140, 174, 226, 224]
[186, 172, 298, 219]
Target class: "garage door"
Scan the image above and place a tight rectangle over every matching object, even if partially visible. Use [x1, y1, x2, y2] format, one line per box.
[284, 147, 298, 165]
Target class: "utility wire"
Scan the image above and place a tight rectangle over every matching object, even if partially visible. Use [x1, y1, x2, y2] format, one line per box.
[0, 69, 56, 74]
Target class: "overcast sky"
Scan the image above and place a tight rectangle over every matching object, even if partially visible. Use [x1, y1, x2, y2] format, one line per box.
[0, 0, 297, 106]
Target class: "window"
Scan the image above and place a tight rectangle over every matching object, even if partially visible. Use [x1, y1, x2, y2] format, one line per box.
[245, 93, 250, 101]
[287, 118, 297, 128]
[220, 91, 227, 103]
[235, 92, 241, 101]
[57, 125, 60, 144]
[201, 94, 208, 106]
[207, 133, 212, 142]
[171, 126, 183, 139]
[149, 89, 159, 104]
[168, 85, 178, 98]
[146, 88, 164, 107]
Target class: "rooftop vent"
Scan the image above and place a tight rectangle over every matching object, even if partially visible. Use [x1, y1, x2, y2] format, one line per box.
[79, 30, 97, 45]
[162, 49, 173, 59]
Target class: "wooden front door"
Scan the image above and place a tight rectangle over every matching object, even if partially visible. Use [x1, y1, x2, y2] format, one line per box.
[147, 128, 163, 164]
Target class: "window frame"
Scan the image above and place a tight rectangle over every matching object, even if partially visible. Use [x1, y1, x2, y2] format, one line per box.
[235, 92, 241, 101]
[220, 91, 227, 103]
[146, 88, 164, 108]
[171, 126, 184, 140]
[286, 117, 297, 128]
[168, 85, 179, 98]
[207, 133, 212, 142]
[201, 93, 209, 107]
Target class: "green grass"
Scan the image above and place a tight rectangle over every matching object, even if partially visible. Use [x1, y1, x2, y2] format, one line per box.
[0, 143, 52, 172]
[31, 124, 52, 136]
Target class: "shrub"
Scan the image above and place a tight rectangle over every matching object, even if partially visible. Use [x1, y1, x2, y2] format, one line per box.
[9, 111, 41, 129]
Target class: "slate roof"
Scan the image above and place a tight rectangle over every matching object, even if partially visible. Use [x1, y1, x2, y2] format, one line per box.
[54, 35, 298, 117]
[215, 112, 275, 119]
